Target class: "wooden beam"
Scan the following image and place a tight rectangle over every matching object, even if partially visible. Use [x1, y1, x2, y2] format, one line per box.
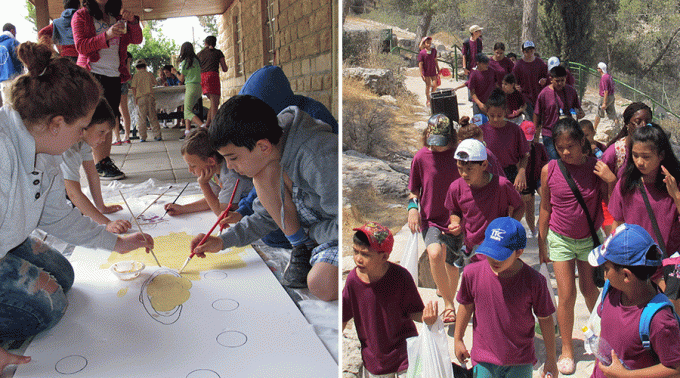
[35, 0, 50, 30]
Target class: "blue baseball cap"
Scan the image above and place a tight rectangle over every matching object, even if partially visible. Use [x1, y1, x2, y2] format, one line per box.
[588, 224, 661, 267]
[476, 217, 527, 261]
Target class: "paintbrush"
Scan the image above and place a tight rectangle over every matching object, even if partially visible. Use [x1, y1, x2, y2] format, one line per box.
[119, 190, 162, 267]
[161, 182, 190, 219]
[135, 186, 173, 220]
[179, 179, 240, 274]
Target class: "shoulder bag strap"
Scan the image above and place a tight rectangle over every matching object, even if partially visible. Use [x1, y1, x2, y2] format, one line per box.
[557, 159, 600, 248]
[639, 185, 666, 255]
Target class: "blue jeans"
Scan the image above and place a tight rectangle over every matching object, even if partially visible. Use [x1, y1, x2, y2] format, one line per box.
[473, 362, 533, 378]
[0, 237, 73, 340]
[542, 135, 560, 160]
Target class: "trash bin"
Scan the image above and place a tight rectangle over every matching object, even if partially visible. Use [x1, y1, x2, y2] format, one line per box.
[430, 88, 459, 122]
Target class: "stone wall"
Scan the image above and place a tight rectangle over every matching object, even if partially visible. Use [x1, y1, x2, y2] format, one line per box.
[216, 0, 338, 117]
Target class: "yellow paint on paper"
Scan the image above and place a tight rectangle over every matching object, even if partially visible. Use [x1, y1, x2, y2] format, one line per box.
[100, 231, 247, 280]
[147, 274, 192, 311]
[117, 288, 128, 297]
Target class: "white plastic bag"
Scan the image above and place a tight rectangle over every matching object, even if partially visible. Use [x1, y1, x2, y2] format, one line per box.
[406, 318, 454, 378]
[401, 232, 419, 285]
[539, 263, 558, 324]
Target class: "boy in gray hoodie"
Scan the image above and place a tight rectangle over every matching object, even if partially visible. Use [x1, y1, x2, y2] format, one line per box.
[192, 95, 338, 301]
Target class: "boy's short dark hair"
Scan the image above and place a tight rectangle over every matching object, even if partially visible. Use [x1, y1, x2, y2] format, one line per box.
[486, 88, 507, 109]
[204, 36, 217, 47]
[506, 52, 517, 59]
[550, 65, 567, 78]
[476, 53, 489, 64]
[163, 64, 174, 71]
[610, 246, 661, 281]
[64, 0, 80, 9]
[180, 128, 224, 163]
[503, 73, 516, 85]
[458, 160, 485, 167]
[89, 99, 116, 129]
[209, 95, 283, 151]
[353, 231, 371, 249]
[579, 119, 595, 132]
[3, 23, 15, 33]
[493, 42, 505, 51]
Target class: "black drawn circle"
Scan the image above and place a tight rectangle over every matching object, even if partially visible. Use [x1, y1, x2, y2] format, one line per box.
[203, 271, 228, 280]
[216, 331, 247, 348]
[55, 355, 88, 375]
[186, 369, 221, 378]
[212, 299, 239, 311]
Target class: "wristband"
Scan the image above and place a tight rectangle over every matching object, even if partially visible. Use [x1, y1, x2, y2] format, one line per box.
[407, 198, 419, 211]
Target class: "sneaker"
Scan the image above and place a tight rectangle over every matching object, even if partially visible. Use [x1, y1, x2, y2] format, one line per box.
[140, 139, 146, 142]
[179, 130, 191, 140]
[96, 157, 125, 181]
[124, 139, 131, 144]
[154, 136, 163, 141]
[112, 140, 123, 146]
[281, 245, 312, 288]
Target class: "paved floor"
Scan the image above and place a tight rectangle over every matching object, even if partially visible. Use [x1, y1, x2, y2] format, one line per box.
[98, 126, 194, 186]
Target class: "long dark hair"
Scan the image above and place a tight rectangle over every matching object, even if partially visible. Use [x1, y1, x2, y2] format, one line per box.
[620, 123, 680, 195]
[606, 102, 652, 148]
[178, 42, 197, 69]
[552, 117, 589, 155]
[83, 0, 121, 20]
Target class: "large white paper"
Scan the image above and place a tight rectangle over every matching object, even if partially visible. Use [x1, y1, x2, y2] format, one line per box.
[14, 191, 338, 378]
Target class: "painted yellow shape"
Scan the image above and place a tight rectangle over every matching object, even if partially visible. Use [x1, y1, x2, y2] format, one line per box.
[100, 231, 248, 280]
[147, 274, 192, 312]
[117, 288, 128, 297]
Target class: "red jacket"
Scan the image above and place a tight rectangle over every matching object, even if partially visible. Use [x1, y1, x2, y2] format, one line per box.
[72, 8, 142, 83]
[38, 24, 78, 57]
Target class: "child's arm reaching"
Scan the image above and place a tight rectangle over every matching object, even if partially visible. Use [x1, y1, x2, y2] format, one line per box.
[599, 350, 680, 378]
[410, 301, 439, 325]
[537, 316, 557, 378]
[164, 198, 210, 216]
[453, 303, 474, 364]
[83, 160, 123, 215]
[63, 178, 131, 234]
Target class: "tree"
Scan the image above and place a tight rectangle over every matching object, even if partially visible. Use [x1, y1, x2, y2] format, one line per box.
[540, 0, 594, 65]
[128, 22, 178, 74]
[521, 0, 538, 44]
[198, 16, 218, 37]
[25, 0, 37, 33]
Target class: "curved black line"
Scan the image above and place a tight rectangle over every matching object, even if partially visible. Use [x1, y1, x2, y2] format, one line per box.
[54, 355, 88, 375]
[215, 331, 248, 348]
[186, 369, 221, 378]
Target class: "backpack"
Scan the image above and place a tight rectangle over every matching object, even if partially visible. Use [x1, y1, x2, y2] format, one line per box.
[600, 280, 680, 358]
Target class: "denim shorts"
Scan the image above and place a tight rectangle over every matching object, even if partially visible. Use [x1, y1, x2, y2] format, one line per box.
[0, 237, 73, 340]
[473, 362, 533, 378]
[422, 226, 463, 266]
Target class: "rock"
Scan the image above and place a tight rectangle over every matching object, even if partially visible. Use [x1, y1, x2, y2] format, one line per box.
[343, 150, 410, 198]
[379, 95, 397, 104]
[342, 322, 362, 377]
[414, 120, 428, 131]
[343, 67, 402, 96]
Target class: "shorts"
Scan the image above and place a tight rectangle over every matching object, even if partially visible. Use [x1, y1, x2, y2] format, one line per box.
[663, 257, 680, 300]
[309, 241, 338, 267]
[504, 165, 518, 184]
[473, 362, 533, 378]
[201, 71, 221, 96]
[93, 73, 121, 118]
[120, 82, 129, 95]
[547, 228, 605, 262]
[597, 95, 617, 120]
[362, 366, 407, 378]
[421, 226, 462, 266]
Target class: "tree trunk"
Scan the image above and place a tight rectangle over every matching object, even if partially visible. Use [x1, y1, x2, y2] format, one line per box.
[640, 25, 680, 79]
[414, 12, 433, 51]
[521, 0, 538, 46]
[342, 0, 350, 24]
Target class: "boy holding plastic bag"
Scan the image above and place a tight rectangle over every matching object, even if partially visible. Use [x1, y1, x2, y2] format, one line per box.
[453, 217, 557, 377]
[343, 222, 438, 377]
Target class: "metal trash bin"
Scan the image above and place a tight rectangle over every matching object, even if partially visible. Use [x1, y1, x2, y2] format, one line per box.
[430, 88, 459, 122]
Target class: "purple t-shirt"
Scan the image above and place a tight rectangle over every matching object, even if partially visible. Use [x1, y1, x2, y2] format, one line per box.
[599, 73, 615, 97]
[608, 180, 680, 258]
[457, 261, 556, 366]
[417, 48, 438, 77]
[546, 157, 604, 239]
[480, 121, 530, 168]
[512, 58, 548, 104]
[600, 140, 628, 178]
[528, 142, 549, 185]
[592, 287, 680, 377]
[462, 38, 482, 70]
[534, 84, 581, 137]
[468, 68, 498, 104]
[444, 174, 523, 249]
[505, 89, 525, 118]
[485, 147, 506, 178]
[409, 147, 460, 230]
[342, 263, 425, 375]
[489, 57, 514, 76]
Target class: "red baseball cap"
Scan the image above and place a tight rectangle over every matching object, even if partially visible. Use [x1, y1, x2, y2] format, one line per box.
[353, 222, 394, 255]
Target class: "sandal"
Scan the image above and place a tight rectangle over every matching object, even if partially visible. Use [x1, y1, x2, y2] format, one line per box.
[440, 308, 456, 325]
[112, 140, 123, 146]
[557, 356, 576, 375]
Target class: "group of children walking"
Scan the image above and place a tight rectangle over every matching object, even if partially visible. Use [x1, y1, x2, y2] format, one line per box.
[346, 31, 680, 378]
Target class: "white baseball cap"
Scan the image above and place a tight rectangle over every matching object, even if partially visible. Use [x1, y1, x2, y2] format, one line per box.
[469, 25, 483, 33]
[547, 56, 560, 71]
[455, 139, 487, 162]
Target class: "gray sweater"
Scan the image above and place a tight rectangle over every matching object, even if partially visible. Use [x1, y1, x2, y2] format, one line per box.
[219, 106, 338, 248]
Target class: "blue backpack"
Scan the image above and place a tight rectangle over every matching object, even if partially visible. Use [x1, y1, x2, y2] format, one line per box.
[600, 280, 680, 357]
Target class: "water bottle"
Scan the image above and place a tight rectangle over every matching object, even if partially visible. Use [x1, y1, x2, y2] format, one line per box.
[582, 326, 629, 368]
[570, 108, 577, 118]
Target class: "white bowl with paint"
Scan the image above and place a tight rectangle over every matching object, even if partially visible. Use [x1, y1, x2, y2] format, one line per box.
[110, 260, 145, 280]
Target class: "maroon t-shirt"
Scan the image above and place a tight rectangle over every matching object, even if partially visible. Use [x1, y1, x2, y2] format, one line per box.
[417, 48, 438, 77]
[489, 56, 514, 76]
[480, 121, 531, 168]
[468, 68, 498, 104]
[512, 58, 549, 104]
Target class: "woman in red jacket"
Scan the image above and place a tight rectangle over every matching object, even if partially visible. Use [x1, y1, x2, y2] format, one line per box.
[72, 0, 142, 180]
